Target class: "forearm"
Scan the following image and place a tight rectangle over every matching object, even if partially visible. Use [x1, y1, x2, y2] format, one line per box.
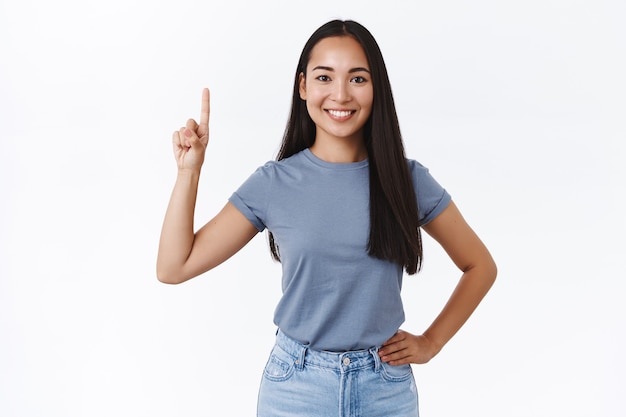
[423, 262, 497, 352]
[157, 169, 201, 283]
[380, 202, 497, 365]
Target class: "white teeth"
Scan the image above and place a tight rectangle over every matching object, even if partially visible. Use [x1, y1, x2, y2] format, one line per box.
[328, 110, 352, 118]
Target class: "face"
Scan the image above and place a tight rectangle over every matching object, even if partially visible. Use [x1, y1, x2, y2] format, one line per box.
[299, 36, 373, 145]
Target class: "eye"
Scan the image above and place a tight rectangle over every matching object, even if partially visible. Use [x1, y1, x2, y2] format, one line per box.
[350, 76, 367, 84]
[315, 75, 331, 82]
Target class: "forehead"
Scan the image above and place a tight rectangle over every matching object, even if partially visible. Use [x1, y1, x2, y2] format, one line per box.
[307, 36, 369, 70]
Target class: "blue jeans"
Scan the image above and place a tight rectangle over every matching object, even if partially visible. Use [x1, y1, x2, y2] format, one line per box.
[257, 330, 419, 417]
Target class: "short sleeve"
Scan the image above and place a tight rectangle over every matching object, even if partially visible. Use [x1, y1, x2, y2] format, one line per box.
[408, 159, 452, 226]
[228, 162, 275, 232]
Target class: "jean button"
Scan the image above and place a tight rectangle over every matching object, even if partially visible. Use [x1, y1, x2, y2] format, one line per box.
[342, 357, 351, 366]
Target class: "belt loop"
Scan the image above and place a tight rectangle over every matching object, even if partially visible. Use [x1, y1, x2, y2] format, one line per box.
[295, 345, 307, 370]
[370, 347, 381, 373]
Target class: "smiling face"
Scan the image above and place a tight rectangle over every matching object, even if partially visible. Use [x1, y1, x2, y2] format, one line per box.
[299, 36, 374, 151]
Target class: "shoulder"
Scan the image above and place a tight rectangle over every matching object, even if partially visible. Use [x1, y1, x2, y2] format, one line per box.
[255, 150, 309, 177]
[406, 158, 425, 169]
[239, 151, 307, 189]
[406, 158, 433, 182]
[404, 157, 445, 190]
[404, 157, 452, 224]
[258, 150, 307, 171]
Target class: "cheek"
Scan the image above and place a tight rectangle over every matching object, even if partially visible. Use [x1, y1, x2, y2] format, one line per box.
[305, 99, 322, 121]
[304, 87, 323, 103]
[360, 93, 374, 116]
[304, 90, 325, 112]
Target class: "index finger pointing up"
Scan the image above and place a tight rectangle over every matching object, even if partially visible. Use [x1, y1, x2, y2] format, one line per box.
[200, 88, 210, 131]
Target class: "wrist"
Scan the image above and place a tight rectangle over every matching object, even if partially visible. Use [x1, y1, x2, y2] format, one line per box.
[176, 167, 202, 179]
[422, 332, 445, 356]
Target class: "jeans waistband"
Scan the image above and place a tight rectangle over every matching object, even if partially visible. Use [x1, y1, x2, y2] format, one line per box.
[275, 330, 382, 373]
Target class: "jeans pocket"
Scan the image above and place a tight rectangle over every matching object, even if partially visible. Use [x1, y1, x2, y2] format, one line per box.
[379, 362, 413, 382]
[263, 345, 296, 382]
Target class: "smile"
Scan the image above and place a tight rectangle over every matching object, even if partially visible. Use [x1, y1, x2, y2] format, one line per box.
[326, 109, 356, 119]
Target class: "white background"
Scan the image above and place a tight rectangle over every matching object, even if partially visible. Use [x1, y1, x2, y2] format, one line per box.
[1, 0, 624, 416]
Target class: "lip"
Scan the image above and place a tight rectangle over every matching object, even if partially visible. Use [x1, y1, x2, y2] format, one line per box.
[325, 109, 356, 121]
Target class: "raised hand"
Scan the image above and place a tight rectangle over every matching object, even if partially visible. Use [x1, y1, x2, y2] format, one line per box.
[172, 88, 210, 171]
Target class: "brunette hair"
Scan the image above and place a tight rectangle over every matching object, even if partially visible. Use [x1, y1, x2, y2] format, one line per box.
[269, 19, 423, 274]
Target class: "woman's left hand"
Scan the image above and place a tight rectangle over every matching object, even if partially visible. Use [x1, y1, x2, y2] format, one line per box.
[378, 329, 441, 365]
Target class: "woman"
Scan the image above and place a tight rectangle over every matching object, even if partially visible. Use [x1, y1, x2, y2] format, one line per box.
[157, 19, 496, 417]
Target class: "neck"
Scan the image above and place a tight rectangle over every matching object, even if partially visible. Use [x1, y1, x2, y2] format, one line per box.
[309, 135, 367, 163]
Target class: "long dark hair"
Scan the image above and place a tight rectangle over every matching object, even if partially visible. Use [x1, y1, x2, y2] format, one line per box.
[269, 19, 423, 274]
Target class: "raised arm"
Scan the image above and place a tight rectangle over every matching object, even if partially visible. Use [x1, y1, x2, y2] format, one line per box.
[156, 89, 259, 284]
[379, 200, 497, 365]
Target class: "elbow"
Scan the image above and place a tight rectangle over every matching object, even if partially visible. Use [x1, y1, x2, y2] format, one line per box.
[156, 273, 182, 285]
[485, 256, 498, 287]
[465, 255, 497, 289]
[156, 266, 186, 285]
[157, 276, 183, 285]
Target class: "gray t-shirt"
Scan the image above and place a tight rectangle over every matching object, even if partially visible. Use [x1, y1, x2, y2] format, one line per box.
[229, 148, 451, 351]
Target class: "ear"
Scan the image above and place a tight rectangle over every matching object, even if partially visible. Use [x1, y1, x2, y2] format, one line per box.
[298, 72, 306, 100]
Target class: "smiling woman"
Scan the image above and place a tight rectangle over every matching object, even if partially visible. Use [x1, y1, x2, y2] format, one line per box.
[299, 36, 374, 159]
[157, 19, 496, 417]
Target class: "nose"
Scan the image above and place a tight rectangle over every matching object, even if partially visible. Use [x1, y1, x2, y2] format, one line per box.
[331, 80, 350, 103]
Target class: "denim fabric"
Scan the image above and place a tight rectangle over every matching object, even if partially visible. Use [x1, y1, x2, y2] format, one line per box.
[257, 330, 419, 417]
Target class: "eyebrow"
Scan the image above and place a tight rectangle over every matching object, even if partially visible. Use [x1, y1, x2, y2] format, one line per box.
[311, 65, 371, 74]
